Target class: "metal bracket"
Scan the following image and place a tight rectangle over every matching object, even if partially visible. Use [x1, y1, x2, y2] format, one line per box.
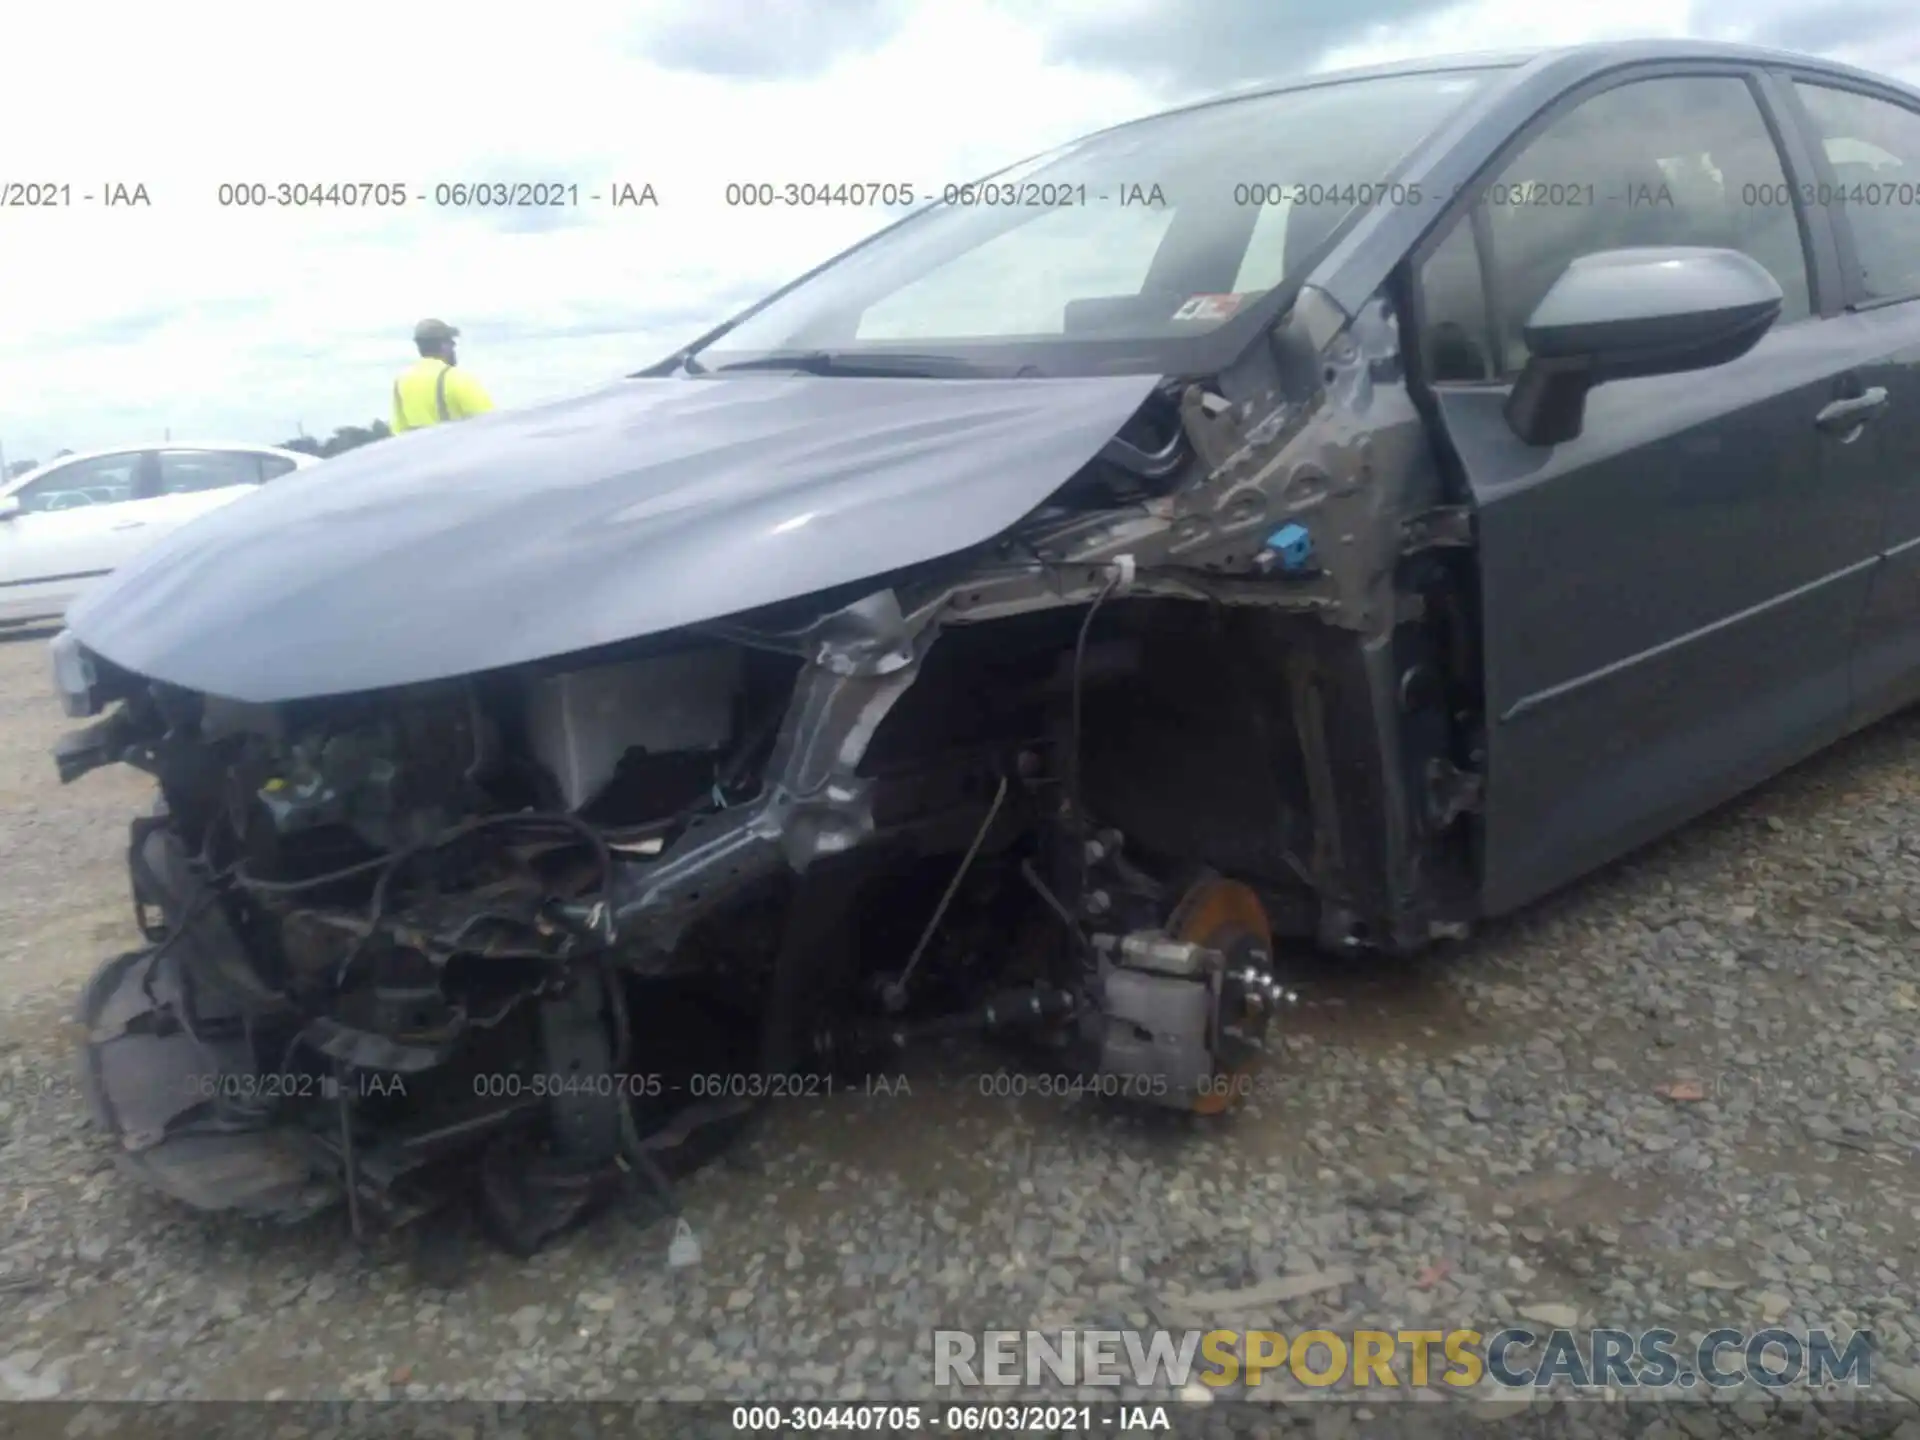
[1400, 506, 1474, 555]
[1425, 758, 1485, 829]
[127, 813, 174, 942]
[1178, 384, 1253, 476]
[536, 980, 620, 1165]
[54, 710, 134, 785]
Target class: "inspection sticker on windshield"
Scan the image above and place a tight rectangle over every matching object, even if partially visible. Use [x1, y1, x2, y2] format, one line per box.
[1171, 293, 1246, 322]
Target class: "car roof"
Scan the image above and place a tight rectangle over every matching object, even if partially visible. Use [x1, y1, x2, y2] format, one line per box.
[1103, 38, 1920, 136]
[0, 442, 317, 498]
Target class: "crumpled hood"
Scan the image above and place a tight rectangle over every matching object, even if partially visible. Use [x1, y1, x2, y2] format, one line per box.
[68, 372, 1162, 703]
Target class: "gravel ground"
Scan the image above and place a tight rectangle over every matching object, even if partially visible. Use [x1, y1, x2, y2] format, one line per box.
[1, 623, 1918, 1426]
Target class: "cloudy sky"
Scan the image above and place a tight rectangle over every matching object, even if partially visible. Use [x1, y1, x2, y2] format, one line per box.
[1, 0, 1914, 467]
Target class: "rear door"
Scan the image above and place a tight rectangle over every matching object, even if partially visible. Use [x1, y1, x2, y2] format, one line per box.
[1773, 75, 1920, 723]
[131, 448, 276, 531]
[1410, 66, 1881, 914]
[0, 451, 155, 618]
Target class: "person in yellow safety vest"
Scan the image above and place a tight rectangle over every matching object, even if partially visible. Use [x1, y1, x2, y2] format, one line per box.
[391, 318, 494, 433]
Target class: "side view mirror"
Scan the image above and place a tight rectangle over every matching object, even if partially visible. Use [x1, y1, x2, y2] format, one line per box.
[1506, 246, 1783, 447]
[0, 495, 20, 522]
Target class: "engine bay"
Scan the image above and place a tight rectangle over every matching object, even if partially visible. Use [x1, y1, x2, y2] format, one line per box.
[67, 595, 1327, 1253]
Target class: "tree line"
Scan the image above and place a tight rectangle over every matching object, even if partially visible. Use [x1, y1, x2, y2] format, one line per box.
[5, 449, 71, 479]
[276, 421, 391, 458]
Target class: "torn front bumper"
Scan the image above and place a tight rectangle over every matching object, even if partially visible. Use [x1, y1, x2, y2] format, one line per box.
[75, 945, 340, 1221]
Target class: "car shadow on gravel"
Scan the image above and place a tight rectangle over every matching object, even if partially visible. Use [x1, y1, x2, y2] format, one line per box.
[1464, 703, 1920, 960]
[0, 623, 60, 646]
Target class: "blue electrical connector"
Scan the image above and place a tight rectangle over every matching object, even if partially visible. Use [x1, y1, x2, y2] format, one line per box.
[1260, 522, 1315, 573]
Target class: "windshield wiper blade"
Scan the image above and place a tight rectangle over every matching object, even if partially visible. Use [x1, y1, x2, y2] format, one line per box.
[707, 350, 1020, 379]
[706, 350, 836, 374]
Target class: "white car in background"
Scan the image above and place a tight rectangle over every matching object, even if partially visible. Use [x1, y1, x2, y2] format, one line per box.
[0, 442, 319, 623]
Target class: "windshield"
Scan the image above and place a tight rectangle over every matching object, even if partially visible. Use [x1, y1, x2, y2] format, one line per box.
[690, 68, 1499, 375]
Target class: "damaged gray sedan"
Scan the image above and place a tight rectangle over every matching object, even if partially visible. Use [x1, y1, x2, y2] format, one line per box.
[47, 41, 1920, 1251]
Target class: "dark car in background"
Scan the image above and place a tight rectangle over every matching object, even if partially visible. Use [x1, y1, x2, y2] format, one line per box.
[45, 39, 1920, 1250]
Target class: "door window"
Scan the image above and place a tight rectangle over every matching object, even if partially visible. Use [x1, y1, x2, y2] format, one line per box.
[155, 450, 265, 494]
[11, 454, 143, 513]
[1791, 83, 1920, 303]
[1466, 76, 1812, 373]
[260, 454, 300, 480]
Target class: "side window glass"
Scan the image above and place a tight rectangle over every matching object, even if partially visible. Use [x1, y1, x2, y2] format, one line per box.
[1417, 220, 1495, 382]
[1792, 83, 1920, 302]
[156, 450, 263, 495]
[13, 455, 142, 513]
[1480, 76, 1811, 373]
[260, 455, 299, 481]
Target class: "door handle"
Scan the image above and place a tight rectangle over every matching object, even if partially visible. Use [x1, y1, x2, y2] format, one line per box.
[111, 521, 147, 531]
[1815, 387, 1889, 434]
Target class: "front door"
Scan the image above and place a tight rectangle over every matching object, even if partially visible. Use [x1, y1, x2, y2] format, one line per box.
[0, 451, 155, 621]
[129, 448, 273, 532]
[1410, 68, 1883, 914]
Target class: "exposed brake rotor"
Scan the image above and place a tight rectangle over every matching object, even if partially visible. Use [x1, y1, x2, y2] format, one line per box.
[1165, 876, 1277, 1115]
